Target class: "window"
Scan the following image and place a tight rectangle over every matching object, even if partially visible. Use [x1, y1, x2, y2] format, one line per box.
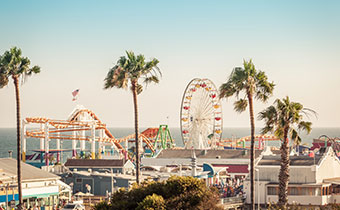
[268, 187, 278, 195]
[289, 187, 299, 195]
[269, 186, 316, 196]
[76, 178, 82, 184]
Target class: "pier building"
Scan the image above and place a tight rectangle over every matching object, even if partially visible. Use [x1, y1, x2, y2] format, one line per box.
[244, 147, 340, 207]
[0, 158, 70, 210]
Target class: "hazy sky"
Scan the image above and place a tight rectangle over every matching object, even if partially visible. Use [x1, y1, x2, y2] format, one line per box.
[0, 0, 339, 128]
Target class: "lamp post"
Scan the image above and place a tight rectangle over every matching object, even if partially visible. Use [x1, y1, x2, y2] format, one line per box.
[111, 169, 114, 194]
[255, 168, 259, 210]
[3, 175, 17, 210]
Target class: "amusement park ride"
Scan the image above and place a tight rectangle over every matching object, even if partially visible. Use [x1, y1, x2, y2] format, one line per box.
[22, 105, 174, 166]
[180, 78, 223, 149]
[22, 78, 284, 167]
[180, 78, 280, 150]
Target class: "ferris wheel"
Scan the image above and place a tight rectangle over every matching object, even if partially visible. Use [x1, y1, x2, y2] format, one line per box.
[180, 78, 223, 149]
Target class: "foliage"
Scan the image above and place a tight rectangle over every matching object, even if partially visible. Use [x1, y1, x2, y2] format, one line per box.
[259, 96, 315, 146]
[0, 47, 40, 87]
[103, 51, 161, 93]
[0, 47, 41, 209]
[219, 60, 275, 113]
[94, 176, 223, 210]
[103, 51, 161, 184]
[219, 59, 274, 209]
[136, 194, 166, 210]
[259, 96, 315, 207]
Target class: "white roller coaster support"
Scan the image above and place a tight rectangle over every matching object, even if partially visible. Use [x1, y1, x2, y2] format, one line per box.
[40, 123, 44, 152]
[56, 132, 60, 162]
[91, 124, 96, 159]
[98, 129, 103, 159]
[44, 122, 49, 166]
[80, 130, 86, 152]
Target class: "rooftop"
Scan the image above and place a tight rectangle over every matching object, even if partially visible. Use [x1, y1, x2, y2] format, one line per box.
[258, 155, 323, 166]
[155, 149, 262, 159]
[0, 158, 59, 182]
[65, 159, 127, 168]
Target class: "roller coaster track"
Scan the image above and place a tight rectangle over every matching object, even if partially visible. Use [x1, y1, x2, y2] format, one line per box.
[25, 108, 155, 155]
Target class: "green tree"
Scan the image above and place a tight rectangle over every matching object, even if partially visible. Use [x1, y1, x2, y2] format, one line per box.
[0, 47, 40, 209]
[94, 176, 223, 210]
[219, 59, 274, 209]
[137, 194, 166, 210]
[259, 96, 314, 208]
[104, 51, 161, 184]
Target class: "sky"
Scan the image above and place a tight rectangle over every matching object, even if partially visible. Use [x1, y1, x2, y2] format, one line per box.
[0, 0, 340, 128]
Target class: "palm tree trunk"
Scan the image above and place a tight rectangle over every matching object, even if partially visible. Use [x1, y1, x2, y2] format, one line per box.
[247, 93, 255, 210]
[132, 80, 140, 185]
[13, 76, 23, 210]
[278, 127, 290, 207]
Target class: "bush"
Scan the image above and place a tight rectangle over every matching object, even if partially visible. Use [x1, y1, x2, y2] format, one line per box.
[94, 176, 223, 210]
[136, 193, 166, 210]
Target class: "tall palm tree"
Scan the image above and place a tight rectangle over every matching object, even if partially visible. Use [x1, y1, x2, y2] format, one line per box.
[258, 96, 314, 208]
[104, 51, 161, 184]
[219, 60, 274, 209]
[0, 47, 40, 209]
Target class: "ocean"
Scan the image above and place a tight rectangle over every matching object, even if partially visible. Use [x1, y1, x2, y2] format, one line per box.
[0, 127, 339, 161]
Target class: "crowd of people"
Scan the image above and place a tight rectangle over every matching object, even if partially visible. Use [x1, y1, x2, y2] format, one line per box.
[214, 176, 245, 198]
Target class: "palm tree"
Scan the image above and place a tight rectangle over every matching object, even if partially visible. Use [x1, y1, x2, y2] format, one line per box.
[258, 96, 314, 207]
[104, 51, 161, 184]
[219, 60, 274, 209]
[0, 47, 41, 209]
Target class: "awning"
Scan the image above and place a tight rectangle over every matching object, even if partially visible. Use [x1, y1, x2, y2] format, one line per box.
[324, 177, 340, 185]
[24, 192, 59, 199]
[57, 180, 72, 191]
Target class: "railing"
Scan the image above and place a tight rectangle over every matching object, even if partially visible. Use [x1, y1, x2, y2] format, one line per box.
[83, 195, 106, 207]
[221, 196, 243, 204]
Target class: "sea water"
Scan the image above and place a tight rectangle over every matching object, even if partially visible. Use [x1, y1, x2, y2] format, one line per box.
[0, 127, 339, 161]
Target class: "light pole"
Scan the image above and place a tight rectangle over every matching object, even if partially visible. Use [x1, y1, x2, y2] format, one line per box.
[3, 175, 16, 210]
[255, 168, 259, 210]
[111, 169, 114, 194]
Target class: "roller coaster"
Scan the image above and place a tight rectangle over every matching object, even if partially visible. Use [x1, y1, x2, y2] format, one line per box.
[22, 105, 174, 165]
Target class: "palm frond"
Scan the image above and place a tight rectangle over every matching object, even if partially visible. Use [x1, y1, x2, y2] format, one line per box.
[143, 75, 160, 85]
[291, 129, 303, 146]
[233, 99, 248, 113]
[0, 47, 40, 87]
[0, 73, 9, 88]
[104, 51, 161, 93]
[298, 121, 312, 134]
[261, 125, 274, 135]
[219, 81, 236, 99]
[274, 128, 284, 139]
[259, 96, 313, 146]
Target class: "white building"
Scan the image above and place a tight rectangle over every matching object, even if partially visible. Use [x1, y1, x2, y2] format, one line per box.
[0, 158, 70, 209]
[142, 149, 262, 178]
[244, 147, 340, 207]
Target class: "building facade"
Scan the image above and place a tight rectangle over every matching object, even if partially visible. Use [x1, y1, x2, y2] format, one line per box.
[244, 147, 340, 206]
